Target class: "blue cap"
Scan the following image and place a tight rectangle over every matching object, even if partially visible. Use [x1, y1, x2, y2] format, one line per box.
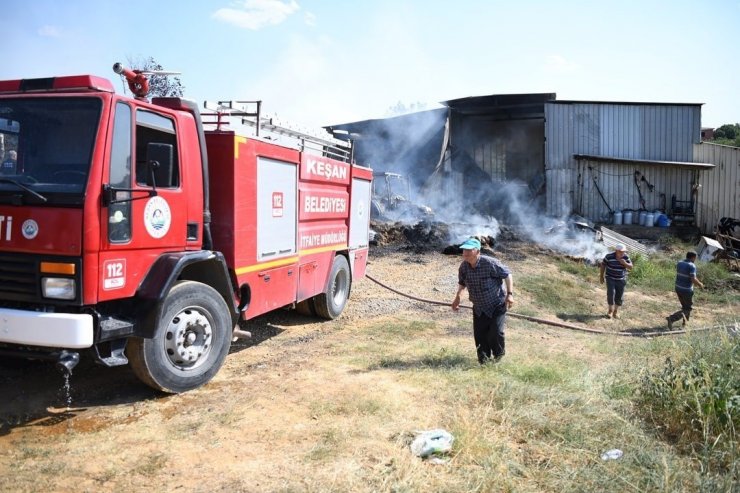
[459, 238, 481, 250]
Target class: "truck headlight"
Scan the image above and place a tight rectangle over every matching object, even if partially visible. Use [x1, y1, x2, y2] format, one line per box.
[42, 278, 76, 300]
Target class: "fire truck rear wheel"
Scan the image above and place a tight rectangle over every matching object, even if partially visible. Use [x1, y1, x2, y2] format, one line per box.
[128, 281, 232, 393]
[314, 255, 351, 320]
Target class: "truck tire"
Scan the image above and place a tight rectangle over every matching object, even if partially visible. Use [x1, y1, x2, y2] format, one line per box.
[313, 255, 351, 320]
[128, 281, 232, 393]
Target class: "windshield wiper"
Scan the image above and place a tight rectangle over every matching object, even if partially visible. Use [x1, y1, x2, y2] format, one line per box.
[0, 178, 48, 203]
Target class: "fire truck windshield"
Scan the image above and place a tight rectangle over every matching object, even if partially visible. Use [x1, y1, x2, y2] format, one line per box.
[0, 97, 101, 205]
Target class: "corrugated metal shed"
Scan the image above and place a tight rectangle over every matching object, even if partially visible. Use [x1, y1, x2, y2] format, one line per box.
[572, 157, 704, 223]
[545, 101, 704, 221]
[694, 142, 740, 234]
[328, 94, 554, 220]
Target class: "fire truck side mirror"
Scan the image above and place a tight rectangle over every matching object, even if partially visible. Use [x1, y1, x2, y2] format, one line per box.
[145, 143, 174, 188]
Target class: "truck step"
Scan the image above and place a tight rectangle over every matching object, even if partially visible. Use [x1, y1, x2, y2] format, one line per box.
[100, 317, 135, 339]
[93, 339, 129, 367]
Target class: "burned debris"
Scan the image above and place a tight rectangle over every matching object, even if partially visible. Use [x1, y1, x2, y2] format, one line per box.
[371, 171, 434, 222]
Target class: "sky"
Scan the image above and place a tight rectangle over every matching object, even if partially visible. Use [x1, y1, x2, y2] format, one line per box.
[2, 0, 739, 129]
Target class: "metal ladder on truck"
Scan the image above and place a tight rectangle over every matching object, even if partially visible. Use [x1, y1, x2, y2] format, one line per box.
[201, 100, 354, 163]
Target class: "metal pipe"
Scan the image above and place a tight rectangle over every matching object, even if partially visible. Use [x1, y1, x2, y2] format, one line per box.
[232, 328, 252, 340]
[112, 62, 149, 99]
[56, 350, 80, 375]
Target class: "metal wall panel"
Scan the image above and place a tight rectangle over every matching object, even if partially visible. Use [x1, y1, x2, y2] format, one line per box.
[694, 142, 740, 234]
[545, 168, 575, 217]
[546, 102, 702, 219]
[574, 159, 698, 224]
[641, 105, 700, 161]
[601, 105, 642, 159]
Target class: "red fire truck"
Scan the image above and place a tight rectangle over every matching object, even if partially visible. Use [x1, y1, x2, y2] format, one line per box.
[0, 65, 372, 393]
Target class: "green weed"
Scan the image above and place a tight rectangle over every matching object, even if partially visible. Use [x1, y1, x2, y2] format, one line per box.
[634, 332, 739, 474]
[628, 253, 676, 293]
[520, 275, 591, 313]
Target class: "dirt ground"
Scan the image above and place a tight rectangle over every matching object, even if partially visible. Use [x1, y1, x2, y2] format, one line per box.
[0, 233, 737, 492]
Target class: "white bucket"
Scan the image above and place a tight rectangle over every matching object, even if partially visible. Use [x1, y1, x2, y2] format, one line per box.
[623, 210, 633, 224]
[639, 210, 648, 226]
[613, 211, 623, 225]
[645, 213, 654, 227]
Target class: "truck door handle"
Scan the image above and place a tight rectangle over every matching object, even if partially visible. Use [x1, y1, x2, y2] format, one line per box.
[279, 248, 292, 254]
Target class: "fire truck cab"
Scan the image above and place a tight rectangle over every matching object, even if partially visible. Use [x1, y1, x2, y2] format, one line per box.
[0, 69, 371, 393]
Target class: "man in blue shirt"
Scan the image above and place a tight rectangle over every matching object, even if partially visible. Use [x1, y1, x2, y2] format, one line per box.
[452, 238, 514, 364]
[599, 243, 633, 319]
[666, 251, 704, 329]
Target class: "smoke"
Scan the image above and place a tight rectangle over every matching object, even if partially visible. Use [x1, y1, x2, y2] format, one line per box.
[340, 110, 609, 262]
[445, 216, 501, 246]
[422, 176, 606, 262]
[501, 180, 609, 262]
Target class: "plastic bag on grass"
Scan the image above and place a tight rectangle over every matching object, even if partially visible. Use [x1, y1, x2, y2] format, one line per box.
[410, 429, 454, 458]
[600, 448, 623, 460]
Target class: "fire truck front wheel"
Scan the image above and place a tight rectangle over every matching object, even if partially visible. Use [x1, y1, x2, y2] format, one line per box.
[128, 281, 232, 393]
[314, 255, 351, 320]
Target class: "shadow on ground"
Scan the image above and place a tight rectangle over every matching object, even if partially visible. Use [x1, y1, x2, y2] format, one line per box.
[0, 357, 157, 437]
[359, 353, 475, 372]
[0, 308, 322, 437]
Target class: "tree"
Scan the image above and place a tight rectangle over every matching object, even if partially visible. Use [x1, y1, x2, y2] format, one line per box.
[385, 101, 428, 117]
[125, 56, 184, 98]
[713, 123, 738, 140]
[711, 123, 740, 147]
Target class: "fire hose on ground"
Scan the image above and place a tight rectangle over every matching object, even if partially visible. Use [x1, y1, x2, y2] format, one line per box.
[365, 274, 733, 338]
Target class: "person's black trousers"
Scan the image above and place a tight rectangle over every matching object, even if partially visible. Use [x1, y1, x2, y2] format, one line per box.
[676, 289, 694, 319]
[667, 289, 695, 325]
[473, 305, 506, 363]
[606, 277, 626, 306]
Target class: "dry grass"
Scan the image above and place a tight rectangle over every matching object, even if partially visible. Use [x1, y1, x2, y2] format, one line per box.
[0, 245, 738, 492]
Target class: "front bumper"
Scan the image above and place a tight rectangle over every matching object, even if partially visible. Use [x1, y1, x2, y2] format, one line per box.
[0, 307, 93, 348]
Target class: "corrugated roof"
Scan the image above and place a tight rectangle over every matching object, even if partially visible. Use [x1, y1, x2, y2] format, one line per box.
[574, 154, 715, 169]
[599, 226, 651, 256]
[325, 108, 447, 136]
[441, 92, 555, 117]
[552, 100, 703, 107]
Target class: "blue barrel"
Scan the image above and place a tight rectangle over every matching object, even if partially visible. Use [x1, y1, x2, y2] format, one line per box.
[653, 210, 662, 225]
[657, 214, 670, 227]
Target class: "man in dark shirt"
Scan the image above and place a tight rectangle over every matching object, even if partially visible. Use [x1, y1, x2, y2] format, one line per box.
[452, 238, 514, 364]
[599, 243, 633, 319]
[666, 251, 704, 329]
